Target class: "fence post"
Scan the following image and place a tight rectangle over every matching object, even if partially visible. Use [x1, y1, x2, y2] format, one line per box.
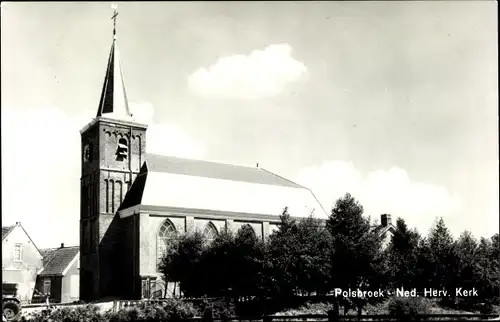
[328, 299, 340, 322]
[204, 308, 214, 322]
[328, 309, 339, 322]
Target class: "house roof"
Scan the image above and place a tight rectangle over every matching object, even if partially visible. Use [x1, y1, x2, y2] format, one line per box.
[2, 225, 15, 240]
[39, 246, 79, 276]
[375, 224, 397, 237]
[119, 155, 328, 219]
[2, 223, 43, 256]
[40, 248, 58, 267]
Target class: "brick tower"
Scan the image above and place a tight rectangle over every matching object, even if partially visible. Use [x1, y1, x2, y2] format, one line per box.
[79, 7, 147, 301]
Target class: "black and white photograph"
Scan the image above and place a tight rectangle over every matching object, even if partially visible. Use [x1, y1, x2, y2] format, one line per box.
[1, 2, 498, 322]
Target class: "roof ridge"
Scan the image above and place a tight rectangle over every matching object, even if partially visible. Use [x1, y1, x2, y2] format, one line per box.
[146, 153, 260, 170]
[259, 168, 306, 189]
[41, 247, 59, 251]
[42, 246, 79, 252]
[14, 223, 43, 257]
[259, 168, 328, 216]
[305, 186, 329, 216]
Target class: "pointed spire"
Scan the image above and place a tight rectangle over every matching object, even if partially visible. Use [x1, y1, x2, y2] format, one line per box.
[96, 4, 132, 120]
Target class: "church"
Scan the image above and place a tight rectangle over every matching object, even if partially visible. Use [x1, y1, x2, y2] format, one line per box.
[79, 11, 328, 302]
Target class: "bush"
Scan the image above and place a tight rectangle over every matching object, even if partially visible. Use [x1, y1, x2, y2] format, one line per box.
[274, 302, 334, 316]
[363, 301, 389, 315]
[110, 299, 198, 322]
[387, 297, 432, 317]
[22, 299, 198, 322]
[23, 304, 107, 322]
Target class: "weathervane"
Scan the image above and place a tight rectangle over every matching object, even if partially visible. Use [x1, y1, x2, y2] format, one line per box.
[111, 4, 118, 39]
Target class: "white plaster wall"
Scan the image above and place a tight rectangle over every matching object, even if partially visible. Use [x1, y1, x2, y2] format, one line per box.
[2, 225, 43, 303]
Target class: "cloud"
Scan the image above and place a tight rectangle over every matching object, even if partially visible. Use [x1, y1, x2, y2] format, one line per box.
[295, 161, 462, 234]
[1, 103, 205, 248]
[188, 43, 307, 100]
[129, 102, 206, 159]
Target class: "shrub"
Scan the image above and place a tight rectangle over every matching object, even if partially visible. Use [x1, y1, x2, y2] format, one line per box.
[209, 300, 233, 320]
[23, 304, 107, 322]
[363, 301, 389, 315]
[274, 302, 334, 316]
[162, 298, 199, 321]
[22, 299, 198, 322]
[110, 299, 198, 322]
[387, 297, 432, 317]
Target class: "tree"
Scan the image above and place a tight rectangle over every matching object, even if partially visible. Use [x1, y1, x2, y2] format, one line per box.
[158, 231, 206, 297]
[232, 225, 267, 298]
[422, 218, 458, 294]
[295, 216, 332, 295]
[203, 227, 237, 297]
[475, 235, 500, 304]
[266, 207, 301, 298]
[386, 217, 422, 289]
[455, 231, 479, 292]
[491, 233, 499, 261]
[489, 233, 500, 302]
[326, 193, 386, 314]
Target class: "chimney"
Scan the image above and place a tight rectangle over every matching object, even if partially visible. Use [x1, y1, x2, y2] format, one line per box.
[381, 214, 392, 227]
[60, 243, 64, 248]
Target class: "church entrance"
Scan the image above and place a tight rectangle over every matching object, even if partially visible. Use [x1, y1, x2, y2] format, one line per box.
[140, 277, 181, 299]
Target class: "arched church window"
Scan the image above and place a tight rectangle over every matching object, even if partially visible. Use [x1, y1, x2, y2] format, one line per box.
[157, 220, 177, 268]
[116, 138, 128, 159]
[241, 224, 257, 238]
[203, 222, 218, 244]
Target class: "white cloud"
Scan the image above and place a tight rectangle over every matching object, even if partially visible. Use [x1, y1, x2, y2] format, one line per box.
[188, 43, 307, 100]
[1, 103, 205, 248]
[295, 161, 462, 234]
[129, 102, 206, 159]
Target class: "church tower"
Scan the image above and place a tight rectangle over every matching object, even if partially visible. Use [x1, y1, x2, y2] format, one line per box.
[79, 7, 147, 301]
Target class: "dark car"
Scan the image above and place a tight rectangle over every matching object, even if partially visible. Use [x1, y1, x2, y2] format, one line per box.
[2, 283, 21, 321]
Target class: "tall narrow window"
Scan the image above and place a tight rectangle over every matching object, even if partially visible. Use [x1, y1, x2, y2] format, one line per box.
[118, 181, 123, 203]
[115, 181, 122, 210]
[82, 221, 88, 253]
[105, 179, 109, 213]
[94, 182, 98, 213]
[157, 220, 177, 270]
[89, 184, 93, 214]
[14, 244, 22, 262]
[89, 221, 94, 252]
[203, 222, 218, 245]
[111, 179, 115, 213]
[80, 186, 85, 215]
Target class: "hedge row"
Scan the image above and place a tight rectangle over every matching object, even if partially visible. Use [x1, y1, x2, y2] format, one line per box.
[21, 299, 198, 322]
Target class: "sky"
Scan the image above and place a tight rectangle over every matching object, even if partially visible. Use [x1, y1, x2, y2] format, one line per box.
[1, 1, 498, 249]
